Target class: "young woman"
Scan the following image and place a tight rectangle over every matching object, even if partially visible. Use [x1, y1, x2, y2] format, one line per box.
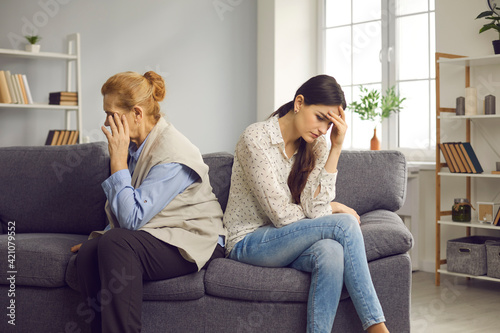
[71, 71, 226, 333]
[223, 75, 389, 333]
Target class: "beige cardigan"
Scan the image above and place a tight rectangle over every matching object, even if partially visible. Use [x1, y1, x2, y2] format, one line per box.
[93, 117, 226, 270]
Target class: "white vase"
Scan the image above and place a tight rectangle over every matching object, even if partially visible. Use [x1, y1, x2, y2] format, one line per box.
[25, 44, 40, 53]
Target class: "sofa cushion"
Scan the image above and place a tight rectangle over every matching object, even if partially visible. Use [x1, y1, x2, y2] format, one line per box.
[203, 152, 233, 212]
[360, 210, 413, 262]
[0, 233, 88, 287]
[66, 253, 206, 301]
[0, 142, 110, 234]
[336, 150, 407, 215]
[205, 258, 352, 303]
[205, 258, 310, 302]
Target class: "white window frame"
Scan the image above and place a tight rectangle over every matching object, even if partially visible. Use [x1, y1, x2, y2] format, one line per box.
[318, 0, 436, 162]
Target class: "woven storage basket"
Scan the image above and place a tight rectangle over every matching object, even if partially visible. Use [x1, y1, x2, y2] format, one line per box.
[447, 236, 500, 276]
[486, 241, 500, 279]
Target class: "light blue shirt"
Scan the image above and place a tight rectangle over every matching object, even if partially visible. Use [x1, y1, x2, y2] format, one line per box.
[101, 137, 225, 247]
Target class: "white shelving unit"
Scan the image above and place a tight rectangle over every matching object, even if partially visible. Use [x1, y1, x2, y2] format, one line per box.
[0, 33, 82, 142]
[435, 52, 500, 286]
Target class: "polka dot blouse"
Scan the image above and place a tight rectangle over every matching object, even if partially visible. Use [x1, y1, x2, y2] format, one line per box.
[223, 115, 337, 253]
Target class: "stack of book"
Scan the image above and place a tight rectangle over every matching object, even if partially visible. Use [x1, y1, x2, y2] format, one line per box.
[49, 91, 78, 106]
[440, 142, 483, 173]
[0, 70, 33, 104]
[45, 130, 79, 145]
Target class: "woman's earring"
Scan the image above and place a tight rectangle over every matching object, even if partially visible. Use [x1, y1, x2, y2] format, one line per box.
[294, 109, 298, 114]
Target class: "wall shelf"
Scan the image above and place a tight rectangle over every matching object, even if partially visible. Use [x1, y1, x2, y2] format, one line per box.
[435, 52, 500, 286]
[438, 269, 500, 282]
[0, 103, 78, 110]
[0, 33, 82, 143]
[438, 172, 500, 179]
[438, 216, 500, 230]
[437, 54, 500, 67]
[0, 48, 78, 60]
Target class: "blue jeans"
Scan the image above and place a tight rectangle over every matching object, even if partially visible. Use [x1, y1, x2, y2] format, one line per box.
[228, 214, 385, 332]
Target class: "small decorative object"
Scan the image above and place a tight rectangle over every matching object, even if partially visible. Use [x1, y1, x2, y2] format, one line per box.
[456, 96, 465, 115]
[477, 202, 500, 223]
[347, 86, 405, 150]
[485, 94, 496, 114]
[370, 128, 380, 150]
[465, 87, 477, 115]
[452, 198, 473, 222]
[476, 2, 500, 54]
[497, 161, 500, 171]
[24, 35, 41, 53]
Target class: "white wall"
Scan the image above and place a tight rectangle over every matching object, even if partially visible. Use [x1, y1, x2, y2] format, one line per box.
[417, 0, 500, 273]
[0, 0, 257, 154]
[257, 0, 318, 121]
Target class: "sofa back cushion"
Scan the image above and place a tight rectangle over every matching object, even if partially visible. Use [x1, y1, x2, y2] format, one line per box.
[335, 150, 407, 215]
[202, 150, 406, 216]
[202, 152, 234, 212]
[0, 142, 110, 234]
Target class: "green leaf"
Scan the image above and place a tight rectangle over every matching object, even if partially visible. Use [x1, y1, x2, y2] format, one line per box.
[477, 11, 494, 19]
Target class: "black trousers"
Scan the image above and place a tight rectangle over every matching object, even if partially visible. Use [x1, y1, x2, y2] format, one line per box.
[75, 228, 224, 333]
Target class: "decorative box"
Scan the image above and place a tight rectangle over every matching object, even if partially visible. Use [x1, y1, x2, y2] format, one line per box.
[477, 202, 500, 223]
[447, 236, 500, 276]
[487, 241, 500, 279]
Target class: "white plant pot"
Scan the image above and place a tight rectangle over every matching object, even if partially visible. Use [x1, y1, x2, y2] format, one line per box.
[25, 44, 40, 53]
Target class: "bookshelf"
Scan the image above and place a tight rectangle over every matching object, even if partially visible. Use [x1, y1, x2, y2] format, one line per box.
[0, 33, 82, 142]
[435, 52, 500, 286]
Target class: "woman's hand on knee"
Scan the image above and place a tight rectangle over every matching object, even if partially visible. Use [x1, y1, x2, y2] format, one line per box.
[330, 202, 361, 224]
[71, 243, 82, 253]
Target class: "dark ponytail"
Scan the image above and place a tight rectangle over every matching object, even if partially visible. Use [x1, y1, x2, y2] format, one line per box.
[271, 75, 346, 204]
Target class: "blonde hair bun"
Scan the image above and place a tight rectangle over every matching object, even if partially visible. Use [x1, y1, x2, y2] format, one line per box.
[143, 71, 166, 102]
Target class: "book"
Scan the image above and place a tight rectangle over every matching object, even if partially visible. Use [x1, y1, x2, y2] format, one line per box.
[494, 207, 500, 226]
[45, 130, 56, 145]
[50, 91, 78, 96]
[448, 143, 467, 173]
[49, 92, 78, 105]
[17, 74, 28, 104]
[4, 71, 17, 104]
[61, 130, 71, 145]
[454, 143, 472, 173]
[442, 143, 460, 173]
[22, 75, 33, 104]
[10, 73, 23, 104]
[0, 70, 12, 104]
[461, 142, 483, 173]
[56, 130, 65, 145]
[440, 143, 456, 173]
[46, 130, 79, 145]
[458, 143, 477, 174]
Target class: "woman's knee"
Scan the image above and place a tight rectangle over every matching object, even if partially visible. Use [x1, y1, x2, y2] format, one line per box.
[98, 228, 134, 252]
[311, 239, 344, 269]
[76, 238, 99, 268]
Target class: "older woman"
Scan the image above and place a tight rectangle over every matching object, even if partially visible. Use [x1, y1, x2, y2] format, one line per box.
[71, 71, 226, 333]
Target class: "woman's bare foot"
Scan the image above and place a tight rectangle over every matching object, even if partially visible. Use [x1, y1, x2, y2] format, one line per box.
[367, 322, 389, 333]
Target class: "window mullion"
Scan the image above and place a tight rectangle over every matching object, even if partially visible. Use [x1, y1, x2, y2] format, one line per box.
[382, 0, 398, 149]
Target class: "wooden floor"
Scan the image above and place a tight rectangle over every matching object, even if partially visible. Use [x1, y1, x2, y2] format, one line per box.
[410, 271, 500, 333]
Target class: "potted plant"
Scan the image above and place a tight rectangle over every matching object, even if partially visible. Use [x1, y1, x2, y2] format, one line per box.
[347, 85, 405, 150]
[476, 4, 500, 54]
[24, 35, 42, 53]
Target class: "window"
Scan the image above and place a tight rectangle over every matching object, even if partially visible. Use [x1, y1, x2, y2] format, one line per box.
[320, 0, 435, 160]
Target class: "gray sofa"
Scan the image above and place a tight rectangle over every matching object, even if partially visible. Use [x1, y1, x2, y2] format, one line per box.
[0, 142, 412, 333]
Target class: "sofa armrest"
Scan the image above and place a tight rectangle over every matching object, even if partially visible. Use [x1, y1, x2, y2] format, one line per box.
[335, 150, 407, 216]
